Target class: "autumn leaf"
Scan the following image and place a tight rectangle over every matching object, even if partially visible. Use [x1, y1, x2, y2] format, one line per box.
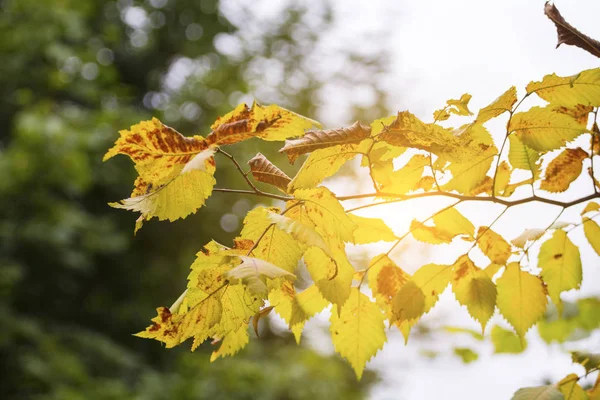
[206, 102, 320, 145]
[558, 374, 587, 400]
[477, 226, 512, 265]
[210, 325, 250, 362]
[476, 86, 518, 124]
[540, 147, 588, 193]
[371, 154, 429, 195]
[330, 288, 387, 379]
[508, 134, 541, 179]
[544, 3, 600, 59]
[104, 119, 216, 229]
[497, 263, 547, 344]
[241, 207, 304, 273]
[511, 386, 563, 400]
[280, 121, 371, 163]
[491, 325, 526, 354]
[538, 230, 582, 312]
[288, 284, 329, 329]
[511, 228, 546, 248]
[411, 262, 454, 314]
[583, 217, 600, 256]
[411, 207, 475, 244]
[451, 255, 497, 333]
[247, 153, 291, 192]
[509, 106, 587, 152]
[225, 256, 295, 294]
[446, 93, 473, 116]
[266, 211, 332, 259]
[348, 214, 397, 244]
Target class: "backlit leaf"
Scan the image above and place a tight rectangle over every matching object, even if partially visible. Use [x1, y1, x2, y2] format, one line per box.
[452, 255, 497, 333]
[391, 280, 425, 323]
[538, 230, 582, 312]
[289, 284, 329, 329]
[453, 347, 478, 364]
[511, 228, 546, 248]
[411, 207, 475, 244]
[496, 263, 547, 344]
[280, 121, 371, 163]
[304, 244, 354, 310]
[572, 351, 600, 374]
[476, 86, 518, 124]
[241, 207, 304, 273]
[509, 106, 587, 152]
[226, 256, 295, 294]
[508, 134, 541, 178]
[267, 212, 332, 258]
[247, 153, 291, 192]
[288, 139, 371, 190]
[446, 93, 473, 116]
[491, 325, 526, 354]
[206, 102, 320, 145]
[412, 262, 454, 313]
[583, 217, 600, 256]
[582, 201, 600, 215]
[330, 288, 386, 379]
[540, 147, 588, 193]
[371, 154, 429, 195]
[477, 226, 512, 265]
[348, 214, 397, 244]
[558, 374, 587, 400]
[210, 325, 250, 362]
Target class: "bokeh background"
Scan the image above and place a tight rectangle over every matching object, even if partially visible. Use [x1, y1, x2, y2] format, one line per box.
[1, 0, 599, 399]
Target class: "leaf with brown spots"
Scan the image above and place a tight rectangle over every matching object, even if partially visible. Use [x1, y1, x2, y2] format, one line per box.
[544, 2, 600, 59]
[206, 102, 320, 146]
[540, 147, 588, 193]
[280, 121, 371, 164]
[477, 226, 512, 265]
[247, 153, 291, 192]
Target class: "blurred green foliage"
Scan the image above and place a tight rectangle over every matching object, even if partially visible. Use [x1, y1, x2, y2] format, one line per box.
[0, 0, 386, 398]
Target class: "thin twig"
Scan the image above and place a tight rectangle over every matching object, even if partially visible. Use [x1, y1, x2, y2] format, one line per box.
[213, 187, 292, 201]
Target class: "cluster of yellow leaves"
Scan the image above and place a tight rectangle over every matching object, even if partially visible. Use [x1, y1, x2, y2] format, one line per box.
[105, 68, 600, 380]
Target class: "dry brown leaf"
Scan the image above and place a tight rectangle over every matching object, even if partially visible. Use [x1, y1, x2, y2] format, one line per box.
[279, 121, 371, 163]
[247, 153, 292, 192]
[544, 2, 600, 59]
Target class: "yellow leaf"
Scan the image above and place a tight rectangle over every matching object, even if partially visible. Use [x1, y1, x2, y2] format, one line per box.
[210, 325, 249, 362]
[288, 139, 371, 190]
[433, 108, 451, 121]
[572, 351, 600, 374]
[226, 256, 295, 294]
[538, 230, 582, 312]
[103, 118, 209, 185]
[348, 214, 397, 244]
[441, 124, 497, 194]
[247, 153, 291, 192]
[553, 104, 594, 125]
[485, 263, 503, 279]
[558, 374, 588, 400]
[412, 262, 454, 313]
[527, 68, 600, 107]
[206, 102, 320, 145]
[304, 245, 354, 310]
[104, 118, 217, 228]
[240, 207, 304, 273]
[391, 280, 425, 323]
[496, 263, 547, 344]
[476, 86, 518, 124]
[367, 254, 410, 313]
[330, 288, 387, 380]
[583, 217, 600, 256]
[267, 212, 332, 258]
[508, 134, 541, 178]
[509, 106, 587, 152]
[494, 161, 512, 196]
[292, 187, 357, 243]
[540, 147, 588, 193]
[135, 295, 222, 349]
[411, 207, 475, 244]
[582, 201, 600, 215]
[289, 284, 329, 328]
[452, 255, 497, 333]
[491, 325, 526, 354]
[280, 121, 371, 163]
[447, 93, 473, 116]
[453, 347, 478, 363]
[268, 281, 305, 343]
[477, 226, 512, 265]
[371, 154, 429, 195]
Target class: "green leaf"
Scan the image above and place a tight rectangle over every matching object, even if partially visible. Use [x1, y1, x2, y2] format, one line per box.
[491, 325, 526, 354]
[511, 386, 564, 400]
[453, 347, 478, 363]
[583, 217, 600, 256]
